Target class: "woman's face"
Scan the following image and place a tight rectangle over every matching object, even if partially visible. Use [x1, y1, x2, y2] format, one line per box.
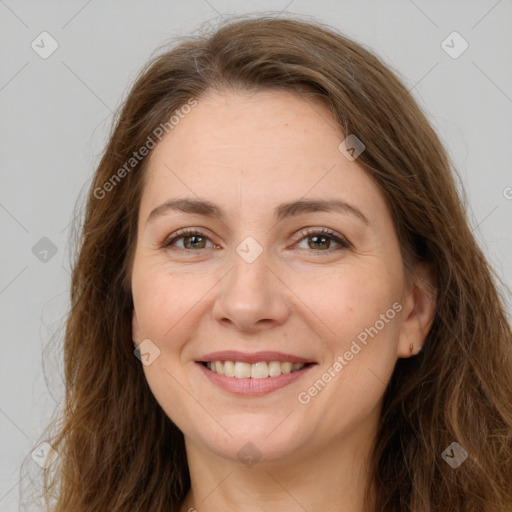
[131, 90, 429, 465]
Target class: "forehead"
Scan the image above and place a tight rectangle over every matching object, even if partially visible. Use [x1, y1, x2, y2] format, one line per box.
[139, 90, 388, 223]
[153, 89, 343, 162]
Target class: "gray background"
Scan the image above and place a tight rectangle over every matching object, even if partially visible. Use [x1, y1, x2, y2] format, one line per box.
[1, 0, 511, 509]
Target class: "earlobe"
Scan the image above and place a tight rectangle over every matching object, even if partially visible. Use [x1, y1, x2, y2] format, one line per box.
[397, 263, 436, 358]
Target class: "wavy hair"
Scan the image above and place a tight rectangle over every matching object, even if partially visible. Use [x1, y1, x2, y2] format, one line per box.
[25, 14, 512, 512]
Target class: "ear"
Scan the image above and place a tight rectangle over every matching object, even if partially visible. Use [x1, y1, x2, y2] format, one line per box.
[132, 308, 141, 348]
[397, 262, 436, 358]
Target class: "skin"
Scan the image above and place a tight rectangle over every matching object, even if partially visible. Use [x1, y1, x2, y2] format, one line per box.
[130, 90, 435, 512]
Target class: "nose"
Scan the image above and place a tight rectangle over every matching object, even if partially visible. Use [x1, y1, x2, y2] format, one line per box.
[212, 245, 291, 332]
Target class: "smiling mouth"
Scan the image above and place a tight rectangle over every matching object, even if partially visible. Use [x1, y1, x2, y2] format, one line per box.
[200, 360, 315, 379]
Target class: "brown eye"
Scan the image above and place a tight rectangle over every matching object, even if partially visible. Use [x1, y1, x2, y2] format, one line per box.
[306, 234, 332, 250]
[162, 229, 214, 250]
[181, 234, 207, 249]
[294, 227, 350, 252]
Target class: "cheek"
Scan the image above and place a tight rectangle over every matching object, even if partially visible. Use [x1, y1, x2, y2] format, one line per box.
[304, 263, 403, 344]
[132, 260, 214, 337]
[133, 254, 403, 348]
[295, 270, 402, 424]
[132, 267, 207, 427]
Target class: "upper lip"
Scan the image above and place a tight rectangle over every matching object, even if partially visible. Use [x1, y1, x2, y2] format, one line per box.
[197, 351, 315, 364]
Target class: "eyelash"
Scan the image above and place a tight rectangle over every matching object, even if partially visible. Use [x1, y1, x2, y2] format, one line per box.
[161, 227, 351, 254]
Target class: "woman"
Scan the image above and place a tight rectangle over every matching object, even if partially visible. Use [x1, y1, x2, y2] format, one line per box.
[31, 15, 512, 512]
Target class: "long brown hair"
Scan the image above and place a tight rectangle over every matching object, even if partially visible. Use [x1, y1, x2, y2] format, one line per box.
[24, 14, 512, 511]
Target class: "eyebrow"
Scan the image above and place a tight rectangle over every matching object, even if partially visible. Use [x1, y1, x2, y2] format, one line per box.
[146, 197, 370, 226]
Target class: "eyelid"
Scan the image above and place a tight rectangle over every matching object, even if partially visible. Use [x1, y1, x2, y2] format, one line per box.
[161, 227, 216, 248]
[289, 226, 351, 249]
[162, 226, 351, 252]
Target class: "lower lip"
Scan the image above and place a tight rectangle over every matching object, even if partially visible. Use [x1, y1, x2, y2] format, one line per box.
[196, 362, 316, 396]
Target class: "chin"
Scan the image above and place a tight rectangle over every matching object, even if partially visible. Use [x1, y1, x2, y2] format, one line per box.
[191, 417, 311, 464]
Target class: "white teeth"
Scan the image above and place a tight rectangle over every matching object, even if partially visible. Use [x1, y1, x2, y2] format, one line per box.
[223, 360, 235, 377]
[206, 360, 306, 378]
[268, 361, 282, 377]
[281, 362, 293, 374]
[251, 362, 269, 379]
[214, 361, 224, 375]
[234, 362, 251, 378]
